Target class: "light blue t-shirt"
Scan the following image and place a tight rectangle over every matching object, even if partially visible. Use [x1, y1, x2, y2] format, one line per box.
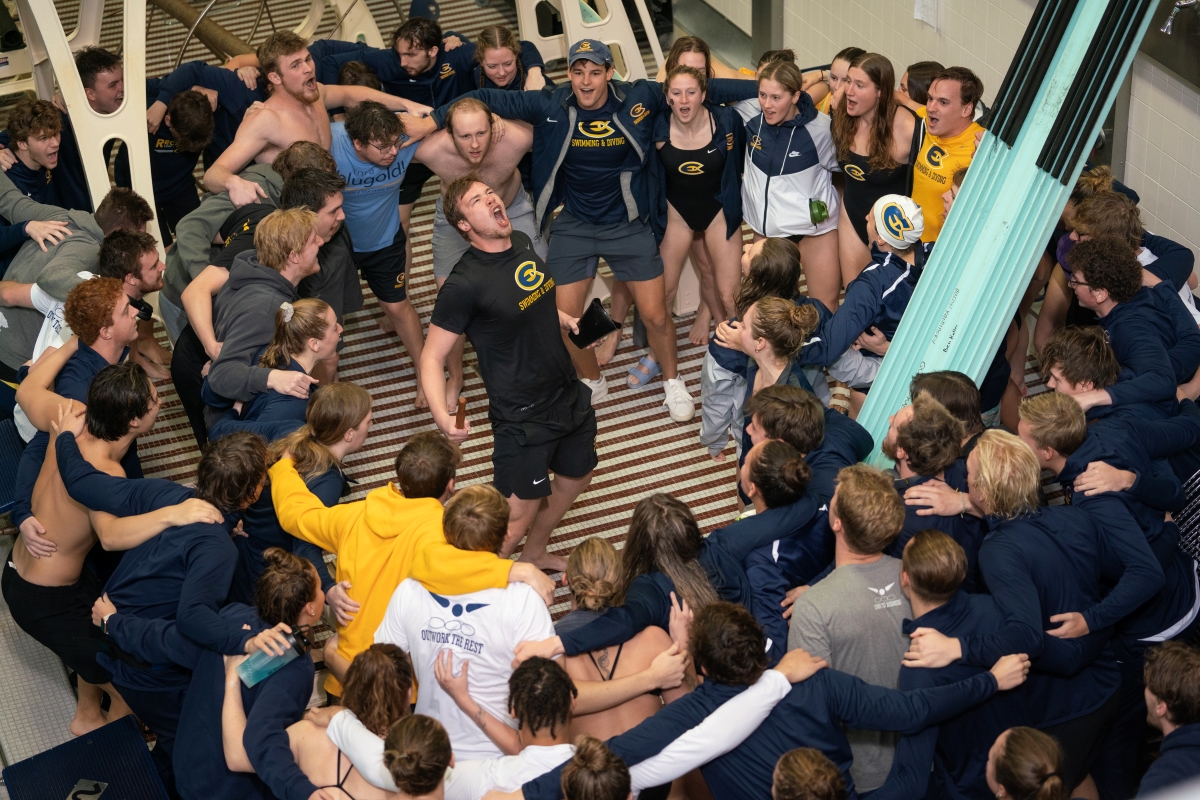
[330, 121, 416, 252]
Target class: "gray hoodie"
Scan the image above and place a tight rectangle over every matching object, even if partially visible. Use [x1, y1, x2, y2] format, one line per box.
[0, 170, 105, 370]
[206, 250, 297, 402]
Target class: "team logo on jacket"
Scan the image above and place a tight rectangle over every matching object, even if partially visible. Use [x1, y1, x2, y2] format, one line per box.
[881, 202, 915, 240]
[630, 103, 650, 124]
[515, 260, 545, 291]
[678, 161, 704, 175]
[748, 135, 763, 151]
[926, 144, 946, 168]
[439, 63, 456, 79]
[577, 120, 615, 138]
[845, 164, 866, 181]
[726, 132, 734, 150]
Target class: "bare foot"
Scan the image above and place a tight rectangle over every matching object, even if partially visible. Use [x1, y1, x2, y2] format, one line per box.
[414, 385, 429, 410]
[133, 352, 171, 381]
[688, 316, 711, 346]
[139, 339, 173, 365]
[710, 452, 726, 462]
[595, 329, 621, 366]
[445, 377, 463, 414]
[70, 712, 108, 737]
[520, 551, 568, 574]
[379, 315, 396, 334]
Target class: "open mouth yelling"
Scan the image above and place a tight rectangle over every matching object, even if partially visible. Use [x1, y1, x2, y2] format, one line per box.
[492, 204, 509, 227]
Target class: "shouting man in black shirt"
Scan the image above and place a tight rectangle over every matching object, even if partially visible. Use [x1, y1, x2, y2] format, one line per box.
[420, 174, 597, 573]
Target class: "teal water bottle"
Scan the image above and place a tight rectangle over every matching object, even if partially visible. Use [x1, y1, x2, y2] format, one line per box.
[237, 630, 309, 687]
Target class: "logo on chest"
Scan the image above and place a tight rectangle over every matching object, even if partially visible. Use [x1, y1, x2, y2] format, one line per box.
[748, 135, 763, 151]
[577, 120, 615, 138]
[630, 103, 650, 125]
[439, 63, 456, 79]
[678, 161, 704, 175]
[515, 260, 545, 291]
[925, 144, 946, 168]
[844, 164, 866, 181]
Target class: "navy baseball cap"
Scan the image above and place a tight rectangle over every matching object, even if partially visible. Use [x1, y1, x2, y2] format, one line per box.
[568, 39, 612, 66]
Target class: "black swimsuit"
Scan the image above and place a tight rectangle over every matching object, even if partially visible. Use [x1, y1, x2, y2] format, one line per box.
[838, 106, 918, 244]
[660, 114, 725, 232]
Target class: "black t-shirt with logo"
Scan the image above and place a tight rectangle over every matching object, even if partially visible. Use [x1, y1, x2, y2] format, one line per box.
[562, 94, 632, 225]
[430, 231, 576, 422]
[211, 203, 276, 269]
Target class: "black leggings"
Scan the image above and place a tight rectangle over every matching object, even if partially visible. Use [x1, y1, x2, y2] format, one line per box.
[170, 324, 209, 450]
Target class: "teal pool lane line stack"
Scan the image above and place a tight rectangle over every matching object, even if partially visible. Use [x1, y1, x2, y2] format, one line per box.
[858, 0, 1159, 466]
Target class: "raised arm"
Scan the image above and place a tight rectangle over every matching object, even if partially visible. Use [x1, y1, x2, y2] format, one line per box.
[244, 661, 321, 800]
[14, 337, 78, 432]
[1076, 496, 1164, 634]
[55, 430, 193, 515]
[91, 499, 224, 552]
[320, 83, 431, 117]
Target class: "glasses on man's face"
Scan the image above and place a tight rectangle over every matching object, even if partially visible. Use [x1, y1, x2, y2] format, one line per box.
[1067, 277, 1089, 289]
[370, 139, 401, 154]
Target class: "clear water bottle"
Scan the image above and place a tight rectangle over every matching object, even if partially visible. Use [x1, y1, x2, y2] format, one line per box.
[238, 630, 308, 688]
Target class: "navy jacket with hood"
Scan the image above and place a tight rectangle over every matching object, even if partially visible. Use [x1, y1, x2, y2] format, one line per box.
[1138, 724, 1200, 797]
[429, 78, 758, 237]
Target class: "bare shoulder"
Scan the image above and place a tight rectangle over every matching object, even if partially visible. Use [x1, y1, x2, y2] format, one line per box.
[619, 625, 674, 671]
[893, 105, 917, 138]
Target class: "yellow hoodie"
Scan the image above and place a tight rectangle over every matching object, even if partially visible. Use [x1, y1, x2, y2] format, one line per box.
[270, 458, 513, 695]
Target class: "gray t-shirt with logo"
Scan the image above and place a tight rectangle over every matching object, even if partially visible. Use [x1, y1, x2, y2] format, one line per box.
[787, 555, 911, 793]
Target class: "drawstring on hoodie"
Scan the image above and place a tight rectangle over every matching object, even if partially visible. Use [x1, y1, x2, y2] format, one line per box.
[754, 114, 799, 236]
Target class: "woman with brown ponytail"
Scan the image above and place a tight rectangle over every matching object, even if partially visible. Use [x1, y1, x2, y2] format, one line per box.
[986, 728, 1065, 800]
[206, 298, 342, 442]
[228, 381, 373, 618]
[561, 736, 631, 800]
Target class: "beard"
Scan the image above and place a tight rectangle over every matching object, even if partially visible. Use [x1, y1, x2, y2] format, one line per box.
[283, 78, 320, 105]
[881, 436, 899, 464]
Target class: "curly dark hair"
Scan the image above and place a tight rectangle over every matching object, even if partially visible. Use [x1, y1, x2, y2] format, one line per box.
[508, 657, 577, 738]
[1066, 236, 1143, 304]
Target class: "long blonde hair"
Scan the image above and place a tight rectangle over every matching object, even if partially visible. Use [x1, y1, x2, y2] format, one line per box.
[259, 298, 332, 369]
[269, 382, 372, 479]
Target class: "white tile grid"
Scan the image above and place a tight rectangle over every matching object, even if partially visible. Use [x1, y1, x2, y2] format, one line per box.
[0, 588, 77, 766]
[705, 0, 752, 34]
[1125, 56, 1200, 265]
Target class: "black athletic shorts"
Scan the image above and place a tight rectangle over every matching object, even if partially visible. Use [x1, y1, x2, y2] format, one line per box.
[2, 556, 112, 685]
[352, 226, 408, 304]
[398, 162, 434, 206]
[491, 380, 598, 500]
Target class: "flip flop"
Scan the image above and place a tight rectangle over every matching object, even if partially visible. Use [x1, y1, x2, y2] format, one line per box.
[626, 356, 662, 389]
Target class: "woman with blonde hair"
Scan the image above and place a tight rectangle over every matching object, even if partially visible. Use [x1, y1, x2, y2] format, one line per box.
[206, 297, 342, 442]
[742, 60, 842, 311]
[229, 381, 374, 619]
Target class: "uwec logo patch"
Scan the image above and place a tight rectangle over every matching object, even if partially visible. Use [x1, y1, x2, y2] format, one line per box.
[748, 135, 763, 151]
[439, 63, 456, 79]
[926, 144, 946, 168]
[726, 132, 734, 150]
[881, 202, 915, 240]
[844, 164, 866, 181]
[576, 40, 594, 51]
[630, 103, 650, 124]
[678, 161, 704, 175]
[515, 260, 544, 291]
[577, 120, 615, 138]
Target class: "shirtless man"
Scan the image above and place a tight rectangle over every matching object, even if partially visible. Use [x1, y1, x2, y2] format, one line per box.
[203, 31, 432, 208]
[416, 96, 540, 408]
[6, 327, 217, 736]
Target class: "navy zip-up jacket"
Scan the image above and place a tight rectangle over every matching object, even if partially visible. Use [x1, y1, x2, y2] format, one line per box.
[957, 508, 1126, 699]
[1148, 280, 1200, 387]
[207, 355, 309, 440]
[1099, 285, 1199, 412]
[105, 603, 317, 800]
[652, 102, 746, 239]
[807, 407, 875, 505]
[888, 475, 986, 593]
[800, 245, 931, 367]
[429, 78, 758, 236]
[743, 503, 831, 659]
[1138, 724, 1200, 797]
[876, 592, 1099, 800]
[558, 494, 822, 656]
[522, 667, 1001, 800]
[321, 40, 475, 106]
[55, 431, 335, 604]
[11, 342, 140, 529]
[1143, 232, 1196, 293]
[1087, 397, 1200, 488]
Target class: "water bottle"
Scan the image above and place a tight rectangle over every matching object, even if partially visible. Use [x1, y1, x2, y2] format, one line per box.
[809, 198, 829, 225]
[238, 630, 308, 688]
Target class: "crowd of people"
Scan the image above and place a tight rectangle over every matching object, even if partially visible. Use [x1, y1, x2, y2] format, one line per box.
[0, 14, 1199, 800]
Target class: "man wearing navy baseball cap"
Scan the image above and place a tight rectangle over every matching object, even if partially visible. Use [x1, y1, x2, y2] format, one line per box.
[409, 38, 758, 423]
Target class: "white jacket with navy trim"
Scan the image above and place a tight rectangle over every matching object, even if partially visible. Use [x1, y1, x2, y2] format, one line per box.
[741, 93, 840, 238]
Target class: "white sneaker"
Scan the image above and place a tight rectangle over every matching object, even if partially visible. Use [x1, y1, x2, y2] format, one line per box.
[663, 377, 695, 422]
[582, 376, 609, 404]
